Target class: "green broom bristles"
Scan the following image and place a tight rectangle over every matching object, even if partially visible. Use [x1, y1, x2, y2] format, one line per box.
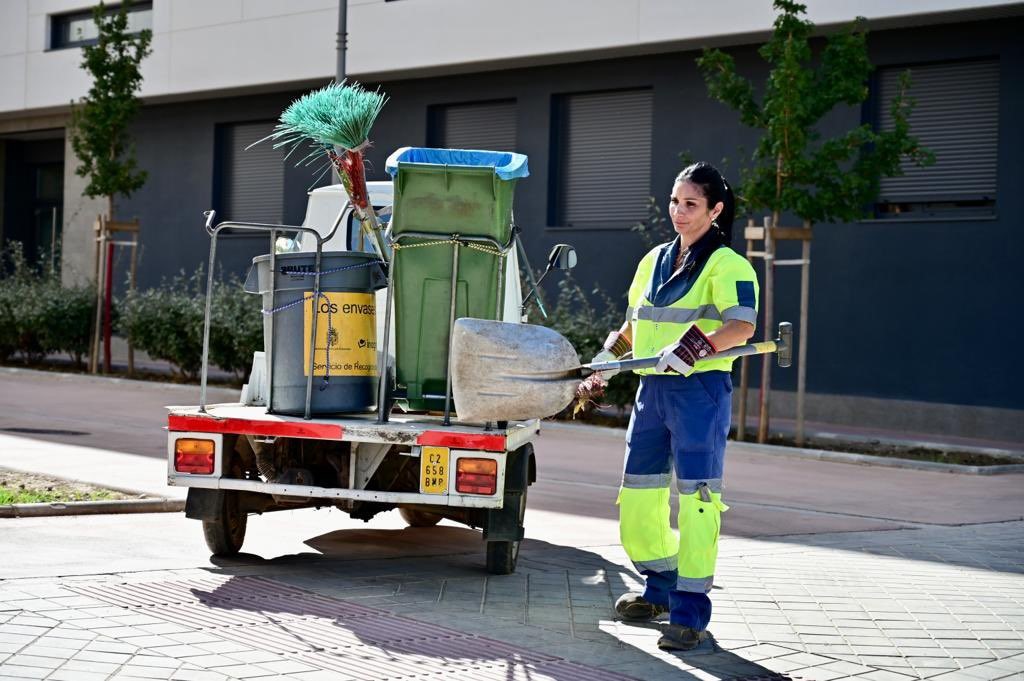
[261, 81, 388, 155]
[248, 81, 390, 259]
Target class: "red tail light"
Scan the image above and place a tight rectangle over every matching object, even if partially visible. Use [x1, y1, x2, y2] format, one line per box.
[175, 438, 215, 474]
[456, 458, 497, 495]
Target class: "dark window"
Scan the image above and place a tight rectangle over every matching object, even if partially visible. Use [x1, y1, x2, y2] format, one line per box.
[50, 2, 152, 50]
[427, 100, 517, 151]
[217, 121, 284, 224]
[551, 88, 652, 228]
[875, 59, 999, 219]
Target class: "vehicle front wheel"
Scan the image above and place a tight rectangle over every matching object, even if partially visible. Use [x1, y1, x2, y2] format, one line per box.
[202, 490, 247, 556]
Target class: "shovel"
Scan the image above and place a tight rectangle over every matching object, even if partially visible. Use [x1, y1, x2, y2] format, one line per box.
[450, 319, 792, 423]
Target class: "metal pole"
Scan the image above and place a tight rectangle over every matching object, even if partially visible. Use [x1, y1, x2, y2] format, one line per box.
[443, 239, 460, 426]
[267, 231, 278, 413]
[757, 214, 775, 444]
[305, 239, 324, 420]
[377, 252, 397, 424]
[336, 0, 347, 83]
[199, 229, 219, 413]
[795, 220, 812, 446]
[737, 217, 754, 441]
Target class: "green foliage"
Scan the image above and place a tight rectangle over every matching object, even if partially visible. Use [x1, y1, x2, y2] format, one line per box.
[528, 275, 638, 411]
[696, 0, 933, 223]
[118, 269, 205, 380]
[118, 268, 262, 381]
[0, 242, 94, 366]
[208, 277, 264, 380]
[631, 197, 673, 250]
[69, 0, 152, 206]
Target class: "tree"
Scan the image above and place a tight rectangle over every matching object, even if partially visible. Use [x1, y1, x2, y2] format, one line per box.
[68, 0, 151, 375]
[697, 0, 932, 443]
[69, 0, 152, 220]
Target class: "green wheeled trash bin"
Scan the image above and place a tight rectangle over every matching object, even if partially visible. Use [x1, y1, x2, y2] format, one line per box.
[384, 147, 529, 413]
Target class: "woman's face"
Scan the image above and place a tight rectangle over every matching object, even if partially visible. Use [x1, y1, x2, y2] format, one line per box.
[669, 180, 723, 246]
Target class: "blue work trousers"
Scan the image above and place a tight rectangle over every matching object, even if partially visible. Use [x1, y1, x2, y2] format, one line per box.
[619, 371, 732, 629]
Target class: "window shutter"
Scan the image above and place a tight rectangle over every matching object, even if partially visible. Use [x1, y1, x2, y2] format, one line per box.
[435, 100, 517, 151]
[221, 121, 284, 223]
[878, 60, 999, 203]
[556, 89, 652, 228]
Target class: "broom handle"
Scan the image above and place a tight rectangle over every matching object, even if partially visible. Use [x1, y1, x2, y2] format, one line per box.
[354, 205, 388, 261]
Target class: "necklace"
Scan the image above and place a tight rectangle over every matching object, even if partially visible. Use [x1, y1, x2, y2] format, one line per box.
[675, 248, 688, 271]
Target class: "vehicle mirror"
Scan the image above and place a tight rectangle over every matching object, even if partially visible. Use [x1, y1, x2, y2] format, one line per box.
[547, 244, 577, 271]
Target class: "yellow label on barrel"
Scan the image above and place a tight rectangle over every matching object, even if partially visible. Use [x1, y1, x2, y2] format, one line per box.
[302, 292, 377, 377]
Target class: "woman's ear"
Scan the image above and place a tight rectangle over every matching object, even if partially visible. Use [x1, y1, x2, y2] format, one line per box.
[711, 201, 725, 220]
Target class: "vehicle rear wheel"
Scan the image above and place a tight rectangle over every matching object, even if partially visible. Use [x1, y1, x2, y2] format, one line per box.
[486, 445, 531, 575]
[399, 507, 443, 527]
[202, 490, 247, 556]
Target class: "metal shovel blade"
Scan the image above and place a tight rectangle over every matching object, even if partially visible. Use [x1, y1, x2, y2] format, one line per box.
[451, 318, 582, 423]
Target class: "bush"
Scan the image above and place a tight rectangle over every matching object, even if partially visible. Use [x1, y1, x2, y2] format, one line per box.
[208, 275, 263, 380]
[119, 269, 205, 380]
[118, 267, 262, 381]
[0, 242, 94, 366]
[36, 280, 95, 367]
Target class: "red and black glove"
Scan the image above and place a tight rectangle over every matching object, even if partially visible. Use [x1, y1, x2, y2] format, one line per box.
[655, 326, 717, 376]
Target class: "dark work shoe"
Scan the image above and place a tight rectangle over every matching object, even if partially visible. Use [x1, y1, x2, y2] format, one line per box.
[657, 624, 703, 651]
[614, 593, 668, 621]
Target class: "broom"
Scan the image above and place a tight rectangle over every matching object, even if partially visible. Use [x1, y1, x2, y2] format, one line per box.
[257, 81, 389, 260]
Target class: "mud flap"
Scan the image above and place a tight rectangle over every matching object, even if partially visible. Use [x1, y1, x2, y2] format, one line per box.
[483, 445, 531, 542]
[184, 488, 222, 522]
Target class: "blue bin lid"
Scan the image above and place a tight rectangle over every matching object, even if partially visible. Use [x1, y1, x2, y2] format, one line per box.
[385, 146, 529, 181]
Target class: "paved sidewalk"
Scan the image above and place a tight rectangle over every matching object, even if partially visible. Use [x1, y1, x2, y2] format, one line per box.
[1, 516, 1023, 680]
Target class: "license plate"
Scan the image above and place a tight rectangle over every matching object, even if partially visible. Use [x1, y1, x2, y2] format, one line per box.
[419, 446, 449, 495]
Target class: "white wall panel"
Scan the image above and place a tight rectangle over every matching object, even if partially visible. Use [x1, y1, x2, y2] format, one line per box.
[242, 0, 336, 21]
[27, 0, 93, 17]
[0, 55, 27, 111]
[26, 12, 47, 52]
[24, 47, 86, 110]
[0, 1, 28, 57]
[166, 10, 335, 93]
[169, 0, 243, 32]
[2, 0, 1020, 116]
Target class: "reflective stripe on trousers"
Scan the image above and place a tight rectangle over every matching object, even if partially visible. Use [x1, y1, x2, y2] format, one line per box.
[617, 373, 732, 628]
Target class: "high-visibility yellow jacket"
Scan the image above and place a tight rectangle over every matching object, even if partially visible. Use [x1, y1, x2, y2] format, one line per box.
[627, 239, 759, 375]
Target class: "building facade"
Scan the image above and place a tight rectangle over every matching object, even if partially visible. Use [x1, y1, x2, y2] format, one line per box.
[1, 0, 1021, 441]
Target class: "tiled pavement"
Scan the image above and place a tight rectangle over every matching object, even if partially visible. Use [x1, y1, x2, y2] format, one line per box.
[2, 521, 1023, 680]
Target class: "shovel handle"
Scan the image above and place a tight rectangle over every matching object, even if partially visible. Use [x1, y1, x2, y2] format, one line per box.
[586, 322, 792, 374]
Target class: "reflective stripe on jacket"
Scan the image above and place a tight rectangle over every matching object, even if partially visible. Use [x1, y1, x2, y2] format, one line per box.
[626, 242, 759, 375]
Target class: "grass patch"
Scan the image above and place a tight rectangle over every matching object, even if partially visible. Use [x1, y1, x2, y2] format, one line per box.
[0, 469, 134, 505]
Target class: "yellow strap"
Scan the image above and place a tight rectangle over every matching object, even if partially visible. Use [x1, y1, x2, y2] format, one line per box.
[392, 238, 505, 258]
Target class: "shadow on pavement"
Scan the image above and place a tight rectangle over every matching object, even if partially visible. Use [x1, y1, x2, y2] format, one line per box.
[194, 526, 781, 680]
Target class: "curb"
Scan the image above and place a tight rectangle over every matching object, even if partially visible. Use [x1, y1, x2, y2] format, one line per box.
[727, 441, 1024, 476]
[0, 498, 185, 518]
[541, 420, 1024, 475]
[1, 366, 240, 395]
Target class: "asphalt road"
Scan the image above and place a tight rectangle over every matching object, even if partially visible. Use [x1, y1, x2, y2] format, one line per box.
[3, 367, 1023, 543]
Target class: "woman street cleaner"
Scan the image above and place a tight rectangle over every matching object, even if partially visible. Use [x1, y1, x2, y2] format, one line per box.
[590, 162, 759, 651]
